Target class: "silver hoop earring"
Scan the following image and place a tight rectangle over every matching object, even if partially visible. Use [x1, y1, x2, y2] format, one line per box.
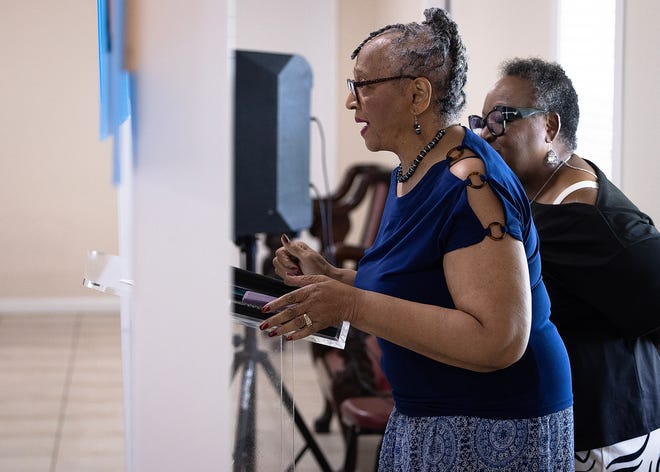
[413, 116, 421, 135]
[544, 148, 559, 167]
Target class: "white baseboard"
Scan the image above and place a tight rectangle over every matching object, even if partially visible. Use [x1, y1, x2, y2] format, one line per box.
[0, 297, 120, 315]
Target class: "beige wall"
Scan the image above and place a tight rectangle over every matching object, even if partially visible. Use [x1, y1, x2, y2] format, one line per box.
[236, 0, 340, 197]
[453, 1, 556, 122]
[337, 0, 428, 177]
[335, 0, 555, 243]
[337, 0, 555, 179]
[0, 1, 117, 302]
[2, 0, 658, 306]
[336, 0, 660, 225]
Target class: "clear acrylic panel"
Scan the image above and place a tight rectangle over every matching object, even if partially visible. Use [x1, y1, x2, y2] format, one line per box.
[229, 323, 335, 471]
[82, 250, 133, 295]
[83, 251, 336, 471]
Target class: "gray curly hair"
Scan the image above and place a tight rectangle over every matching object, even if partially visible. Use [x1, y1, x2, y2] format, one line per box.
[500, 57, 580, 151]
[351, 8, 468, 122]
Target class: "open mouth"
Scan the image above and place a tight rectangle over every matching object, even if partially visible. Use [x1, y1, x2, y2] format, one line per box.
[355, 118, 369, 136]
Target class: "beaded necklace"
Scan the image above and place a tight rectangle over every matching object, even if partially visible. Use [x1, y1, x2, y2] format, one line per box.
[396, 128, 447, 183]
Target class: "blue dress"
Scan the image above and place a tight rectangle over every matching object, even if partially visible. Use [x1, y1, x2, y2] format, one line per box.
[354, 128, 574, 470]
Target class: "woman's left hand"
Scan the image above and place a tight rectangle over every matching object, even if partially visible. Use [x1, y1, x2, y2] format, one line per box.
[258, 273, 358, 341]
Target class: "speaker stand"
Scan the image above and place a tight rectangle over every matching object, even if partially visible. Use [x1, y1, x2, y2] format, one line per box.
[232, 236, 332, 472]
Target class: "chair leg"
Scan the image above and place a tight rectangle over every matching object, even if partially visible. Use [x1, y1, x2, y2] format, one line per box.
[314, 398, 333, 433]
[342, 426, 359, 472]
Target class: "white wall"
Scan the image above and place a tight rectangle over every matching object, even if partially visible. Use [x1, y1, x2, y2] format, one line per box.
[621, 0, 660, 223]
[128, 0, 232, 470]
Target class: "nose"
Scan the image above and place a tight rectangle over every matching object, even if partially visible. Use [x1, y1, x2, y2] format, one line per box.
[345, 91, 357, 110]
[479, 127, 496, 144]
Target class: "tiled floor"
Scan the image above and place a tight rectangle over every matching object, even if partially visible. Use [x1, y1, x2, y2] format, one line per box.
[0, 313, 380, 472]
[0, 314, 124, 472]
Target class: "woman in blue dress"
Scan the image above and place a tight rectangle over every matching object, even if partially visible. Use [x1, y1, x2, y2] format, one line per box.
[260, 8, 574, 471]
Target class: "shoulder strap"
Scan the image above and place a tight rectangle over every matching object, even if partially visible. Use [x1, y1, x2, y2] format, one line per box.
[553, 180, 599, 204]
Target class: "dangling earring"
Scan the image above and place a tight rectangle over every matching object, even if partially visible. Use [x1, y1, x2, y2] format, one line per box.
[413, 115, 421, 135]
[544, 147, 559, 167]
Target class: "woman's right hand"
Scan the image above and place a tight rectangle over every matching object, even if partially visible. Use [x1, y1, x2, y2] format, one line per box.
[273, 234, 333, 280]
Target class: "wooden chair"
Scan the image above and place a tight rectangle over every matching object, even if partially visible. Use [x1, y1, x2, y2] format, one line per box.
[309, 164, 391, 268]
[307, 164, 394, 471]
[337, 336, 393, 472]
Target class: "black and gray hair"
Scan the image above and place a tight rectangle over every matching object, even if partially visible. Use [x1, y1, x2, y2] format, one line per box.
[350, 8, 468, 122]
[500, 57, 579, 151]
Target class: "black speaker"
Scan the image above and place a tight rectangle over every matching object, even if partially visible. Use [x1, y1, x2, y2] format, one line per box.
[234, 50, 313, 240]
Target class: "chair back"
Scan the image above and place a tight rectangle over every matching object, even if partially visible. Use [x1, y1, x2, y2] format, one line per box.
[310, 164, 391, 266]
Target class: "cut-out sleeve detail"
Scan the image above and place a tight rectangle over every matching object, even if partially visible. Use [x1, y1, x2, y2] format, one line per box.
[487, 221, 507, 240]
[465, 171, 487, 189]
[446, 145, 479, 167]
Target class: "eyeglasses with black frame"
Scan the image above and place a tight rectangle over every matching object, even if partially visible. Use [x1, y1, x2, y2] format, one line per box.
[347, 75, 417, 104]
[468, 106, 547, 137]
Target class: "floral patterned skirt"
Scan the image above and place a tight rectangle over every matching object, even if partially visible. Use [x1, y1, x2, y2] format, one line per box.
[378, 407, 574, 471]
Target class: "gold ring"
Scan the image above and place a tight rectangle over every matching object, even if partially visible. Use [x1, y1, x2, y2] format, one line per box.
[302, 313, 312, 328]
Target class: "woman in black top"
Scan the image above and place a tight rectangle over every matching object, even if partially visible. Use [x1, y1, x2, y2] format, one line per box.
[469, 57, 660, 471]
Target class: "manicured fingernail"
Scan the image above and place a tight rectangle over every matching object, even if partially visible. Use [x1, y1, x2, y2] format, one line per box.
[281, 234, 290, 243]
[286, 335, 293, 341]
[259, 322, 269, 330]
[261, 305, 271, 313]
[268, 330, 278, 337]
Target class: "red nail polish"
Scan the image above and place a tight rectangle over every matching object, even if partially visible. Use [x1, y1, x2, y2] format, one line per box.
[268, 330, 278, 337]
[286, 335, 293, 341]
[261, 305, 271, 313]
[259, 322, 269, 330]
[282, 234, 290, 243]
